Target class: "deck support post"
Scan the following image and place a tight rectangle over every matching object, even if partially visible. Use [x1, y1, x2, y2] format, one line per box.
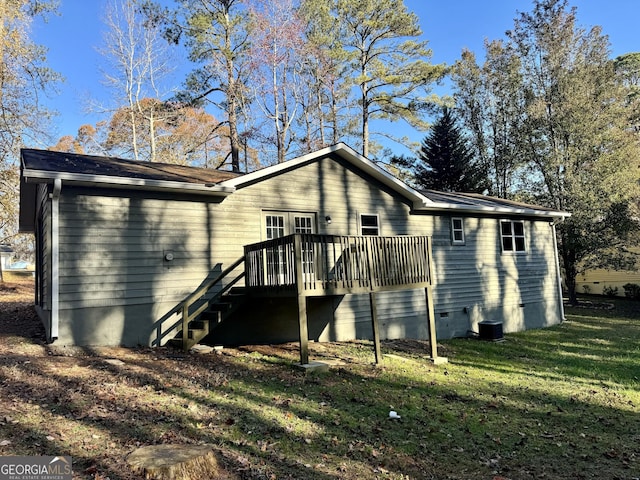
[425, 286, 439, 361]
[369, 292, 382, 364]
[297, 294, 309, 365]
[294, 235, 310, 365]
[425, 238, 447, 364]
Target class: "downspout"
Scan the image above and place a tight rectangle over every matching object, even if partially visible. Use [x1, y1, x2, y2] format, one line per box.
[551, 217, 566, 322]
[50, 178, 62, 340]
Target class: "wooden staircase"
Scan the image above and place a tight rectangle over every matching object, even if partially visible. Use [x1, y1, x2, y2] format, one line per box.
[169, 258, 246, 351]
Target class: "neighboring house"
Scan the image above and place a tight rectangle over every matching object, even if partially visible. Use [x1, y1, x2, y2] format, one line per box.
[576, 265, 640, 297]
[19, 144, 570, 362]
[0, 245, 14, 271]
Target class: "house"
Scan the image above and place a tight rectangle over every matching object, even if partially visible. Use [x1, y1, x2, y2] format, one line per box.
[0, 244, 14, 271]
[19, 144, 570, 363]
[575, 258, 640, 297]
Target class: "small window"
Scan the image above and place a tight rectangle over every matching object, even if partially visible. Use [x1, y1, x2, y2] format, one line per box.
[451, 217, 465, 245]
[500, 220, 526, 253]
[360, 214, 379, 236]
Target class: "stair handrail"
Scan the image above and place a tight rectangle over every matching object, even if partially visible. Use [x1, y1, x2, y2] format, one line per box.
[178, 256, 245, 350]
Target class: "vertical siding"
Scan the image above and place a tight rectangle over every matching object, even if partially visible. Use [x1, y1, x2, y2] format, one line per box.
[52, 153, 563, 346]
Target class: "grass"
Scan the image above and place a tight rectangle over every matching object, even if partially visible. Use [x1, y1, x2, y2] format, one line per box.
[0, 281, 638, 479]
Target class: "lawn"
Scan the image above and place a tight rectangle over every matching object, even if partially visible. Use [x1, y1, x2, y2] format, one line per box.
[0, 280, 638, 479]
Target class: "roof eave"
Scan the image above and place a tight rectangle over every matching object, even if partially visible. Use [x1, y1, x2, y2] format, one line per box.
[415, 201, 572, 219]
[21, 169, 236, 196]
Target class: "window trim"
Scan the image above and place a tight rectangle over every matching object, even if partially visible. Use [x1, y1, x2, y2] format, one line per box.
[360, 213, 380, 236]
[500, 219, 526, 254]
[451, 217, 465, 245]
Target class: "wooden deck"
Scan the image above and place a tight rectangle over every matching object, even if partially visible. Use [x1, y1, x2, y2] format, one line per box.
[244, 234, 433, 297]
[243, 234, 441, 365]
[176, 234, 443, 366]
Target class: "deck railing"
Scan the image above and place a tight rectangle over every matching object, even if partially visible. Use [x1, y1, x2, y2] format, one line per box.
[244, 234, 433, 296]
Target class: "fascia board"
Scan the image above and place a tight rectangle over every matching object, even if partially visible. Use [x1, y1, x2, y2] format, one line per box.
[21, 169, 236, 196]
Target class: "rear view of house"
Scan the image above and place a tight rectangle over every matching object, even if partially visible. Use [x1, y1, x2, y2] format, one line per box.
[19, 144, 569, 360]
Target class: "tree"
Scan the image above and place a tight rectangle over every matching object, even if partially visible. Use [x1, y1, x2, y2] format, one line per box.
[507, 0, 640, 303]
[452, 41, 526, 198]
[298, 0, 355, 152]
[99, 0, 176, 162]
[167, 0, 252, 172]
[333, 0, 446, 158]
[614, 52, 640, 130]
[0, 0, 60, 281]
[412, 108, 487, 193]
[52, 103, 234, 168]
[248, 0, 305, 164]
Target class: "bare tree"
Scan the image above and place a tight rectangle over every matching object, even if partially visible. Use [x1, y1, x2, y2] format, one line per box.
[0, 0, 59, 281]
[248, 0, 307, 163]
[99, 0, 176, 161]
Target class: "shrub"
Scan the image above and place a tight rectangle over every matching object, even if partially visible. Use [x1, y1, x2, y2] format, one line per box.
[602, 285, 619, 297]
[622, 283, 640, 299]
[582, 285, 591, 294]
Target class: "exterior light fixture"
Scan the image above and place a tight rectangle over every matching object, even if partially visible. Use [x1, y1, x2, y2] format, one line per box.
[325, 215, 332, 224]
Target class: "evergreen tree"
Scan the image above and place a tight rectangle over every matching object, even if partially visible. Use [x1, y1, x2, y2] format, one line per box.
[414, 108, 487, 193]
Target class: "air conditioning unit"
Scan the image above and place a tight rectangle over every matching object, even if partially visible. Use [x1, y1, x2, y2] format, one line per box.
[478, 321, 504, 341]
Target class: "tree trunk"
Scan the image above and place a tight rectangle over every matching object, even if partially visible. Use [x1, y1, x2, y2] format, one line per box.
[127, 444, 224, 480]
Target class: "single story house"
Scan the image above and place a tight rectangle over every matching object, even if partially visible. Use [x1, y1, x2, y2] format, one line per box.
[19, 144, 569, 362]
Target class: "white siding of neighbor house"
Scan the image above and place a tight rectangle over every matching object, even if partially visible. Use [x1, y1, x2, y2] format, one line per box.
[52, 153, 563, 347]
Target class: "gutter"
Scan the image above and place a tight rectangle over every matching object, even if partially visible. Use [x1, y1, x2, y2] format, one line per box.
[22, 169, 236, 197]
[50, 178, 61, 340]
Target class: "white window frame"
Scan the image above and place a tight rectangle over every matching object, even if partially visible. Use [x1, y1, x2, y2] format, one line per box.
[500, 220, 526, 253]
[451, 217, 465, 245]
[360, 213, 380, 236]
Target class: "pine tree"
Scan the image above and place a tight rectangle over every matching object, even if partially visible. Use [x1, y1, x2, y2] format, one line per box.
[415, 108, 487, 193]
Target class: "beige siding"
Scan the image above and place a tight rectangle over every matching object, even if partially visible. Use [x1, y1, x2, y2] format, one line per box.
[576, 269, 640, 296]
[53, 153, 563, 346]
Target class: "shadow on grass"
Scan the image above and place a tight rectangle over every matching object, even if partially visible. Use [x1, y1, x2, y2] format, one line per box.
[0, 301, 639, 479]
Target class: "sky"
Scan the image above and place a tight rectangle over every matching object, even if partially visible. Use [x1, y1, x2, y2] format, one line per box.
[31, 0, 640, 155]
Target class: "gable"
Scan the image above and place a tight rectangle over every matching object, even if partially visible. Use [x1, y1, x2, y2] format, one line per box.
[219, 143, 432, 211]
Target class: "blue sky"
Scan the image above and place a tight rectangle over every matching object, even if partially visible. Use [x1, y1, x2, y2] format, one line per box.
[32, 0, 640, 155]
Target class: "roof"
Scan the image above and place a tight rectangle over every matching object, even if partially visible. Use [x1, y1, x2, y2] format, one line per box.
[19, 144, 569, 233]
[21, 149, 240, 187]
[420, 190, 568, 218]
[219, 143, 569, 219]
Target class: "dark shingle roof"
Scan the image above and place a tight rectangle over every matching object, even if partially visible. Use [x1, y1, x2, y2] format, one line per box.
[21, 149, 241, 185]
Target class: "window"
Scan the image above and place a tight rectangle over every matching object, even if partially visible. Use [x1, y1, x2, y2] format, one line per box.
[294, 215, 313, 234]
[265, 214, 285, 240]
[500, 220, 526, 253]
[451, 217, 465, 245]
[360, 214, 379, 236]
